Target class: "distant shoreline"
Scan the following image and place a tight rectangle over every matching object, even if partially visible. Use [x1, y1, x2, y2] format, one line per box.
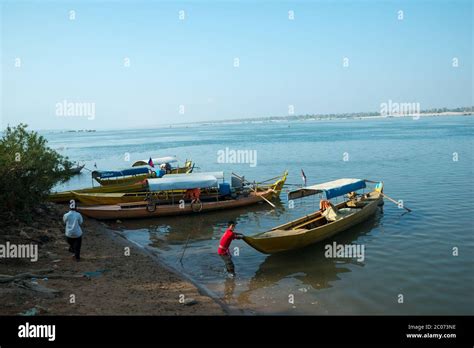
[182, 111, 473, 127]
[9, 110, 472, 133]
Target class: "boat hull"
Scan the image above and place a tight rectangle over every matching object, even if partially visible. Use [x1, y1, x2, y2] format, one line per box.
[78, 190, 275, 220]
[73, 189, 223, 205]
[244, 192, 382, 254]
[70, 164, 85, 175]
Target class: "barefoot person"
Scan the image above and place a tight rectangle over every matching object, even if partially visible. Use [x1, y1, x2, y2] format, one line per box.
[217, 221, 243, 277]
[63, 204, 84, 261]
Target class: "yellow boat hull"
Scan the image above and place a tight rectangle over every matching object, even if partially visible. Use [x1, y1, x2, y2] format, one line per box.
[48, 181, 148, 203]
[72, 192, 148, 205]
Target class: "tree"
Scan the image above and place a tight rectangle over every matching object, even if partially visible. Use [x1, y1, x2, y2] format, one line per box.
[0, 124, 73, 222]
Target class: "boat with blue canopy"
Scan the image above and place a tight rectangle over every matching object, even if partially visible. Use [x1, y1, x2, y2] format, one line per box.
[91, 166, 152, 185]
[132, 157, 194, 176]
[92, 159, 194, 186]
[77, 171, 288, 220]
[244, 178, 384, 254]
[288, 178, 367, 200]
[92, 167, 150, 180]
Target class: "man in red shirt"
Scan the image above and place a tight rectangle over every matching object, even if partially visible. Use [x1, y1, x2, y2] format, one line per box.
[218, 221, 243, 277]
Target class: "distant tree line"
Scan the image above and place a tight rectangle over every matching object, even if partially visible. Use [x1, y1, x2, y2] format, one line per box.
[202, 106, 473, 124]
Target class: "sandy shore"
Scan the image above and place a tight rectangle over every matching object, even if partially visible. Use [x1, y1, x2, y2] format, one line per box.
[0, 204, 225, 315]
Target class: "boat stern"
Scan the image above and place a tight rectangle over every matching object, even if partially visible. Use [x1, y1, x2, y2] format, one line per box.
[270, 170, 288, 197]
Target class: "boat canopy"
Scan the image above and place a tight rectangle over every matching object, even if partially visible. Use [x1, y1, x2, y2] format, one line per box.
[92, 166, 150, 179]
[288, 178, 366, 200]
[132, 156, 178, 167]
[147, 175, 218, 191]
[163, 171, 224, 180]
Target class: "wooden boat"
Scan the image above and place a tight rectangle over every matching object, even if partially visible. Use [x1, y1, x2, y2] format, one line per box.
[60, 163, 84, 175]
[70, 164, 85, 175]
[94, 160, 194, 186]
[72, 171, 225, 205]
[77, 172, 287, 220]
[72, 171, 287, 206]
[244, 178, 384, 254]
[170, 161, 194, 174]
[132, 156, 183, 167]
[48, 180, 148, 203]
[131, 156, 173, 167]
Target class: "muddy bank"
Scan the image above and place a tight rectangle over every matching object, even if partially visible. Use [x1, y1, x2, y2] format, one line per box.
[0, 203, 225, 315]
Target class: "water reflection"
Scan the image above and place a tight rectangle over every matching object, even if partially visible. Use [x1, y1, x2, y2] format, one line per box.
[121, 199, 287, 245]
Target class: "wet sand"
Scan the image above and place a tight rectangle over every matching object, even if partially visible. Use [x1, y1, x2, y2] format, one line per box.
[0, 204, 225, 315]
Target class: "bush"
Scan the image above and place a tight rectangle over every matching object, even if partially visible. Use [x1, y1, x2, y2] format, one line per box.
[0, 124, 73, 221]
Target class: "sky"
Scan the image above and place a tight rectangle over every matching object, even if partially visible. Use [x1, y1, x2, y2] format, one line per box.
[1, 0, 472, 130]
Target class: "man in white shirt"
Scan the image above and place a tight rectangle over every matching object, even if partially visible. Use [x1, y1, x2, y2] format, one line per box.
[63, 206, 84, 261]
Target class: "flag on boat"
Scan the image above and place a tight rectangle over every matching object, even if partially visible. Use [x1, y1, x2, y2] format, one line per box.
[301, 169, 307, 186]
[148, 157, 154, 168]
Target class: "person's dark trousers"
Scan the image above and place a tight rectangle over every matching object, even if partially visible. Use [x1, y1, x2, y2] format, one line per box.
[66, 236, 82, 260]
[220, 254, 235, 274]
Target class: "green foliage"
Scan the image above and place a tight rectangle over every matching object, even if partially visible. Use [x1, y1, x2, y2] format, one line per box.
[0, 124, 73, 221]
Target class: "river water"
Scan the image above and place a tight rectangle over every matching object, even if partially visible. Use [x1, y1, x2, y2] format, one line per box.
[45, 115, 474, 315]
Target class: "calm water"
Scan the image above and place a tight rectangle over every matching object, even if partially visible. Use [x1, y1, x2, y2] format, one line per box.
[45, 116, 474, 315]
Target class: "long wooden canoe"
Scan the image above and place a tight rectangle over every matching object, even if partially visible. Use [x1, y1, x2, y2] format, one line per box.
[77, 172, 287, 220]
[77, 188, 275, 220]
[48, 181, 148, 203]
[72, 189, 221, 205]
[244, 188, 383, 254]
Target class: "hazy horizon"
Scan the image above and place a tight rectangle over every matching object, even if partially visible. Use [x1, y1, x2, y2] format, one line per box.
[1, 0, 472, 130]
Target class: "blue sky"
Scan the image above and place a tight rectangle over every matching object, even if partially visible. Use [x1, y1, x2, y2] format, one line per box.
[1, 0, 472, 130]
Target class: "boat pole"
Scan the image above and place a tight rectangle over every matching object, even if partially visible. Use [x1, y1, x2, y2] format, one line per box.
[254, 187, 276, 208]
[381, 193, 412, 212]
[364, 179, 412, 212]
[179, 234, 191, 265]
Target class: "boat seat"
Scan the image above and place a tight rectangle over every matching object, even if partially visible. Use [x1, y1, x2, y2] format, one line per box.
[260, 228, 307, 238]
[292, 215, 326, 230]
